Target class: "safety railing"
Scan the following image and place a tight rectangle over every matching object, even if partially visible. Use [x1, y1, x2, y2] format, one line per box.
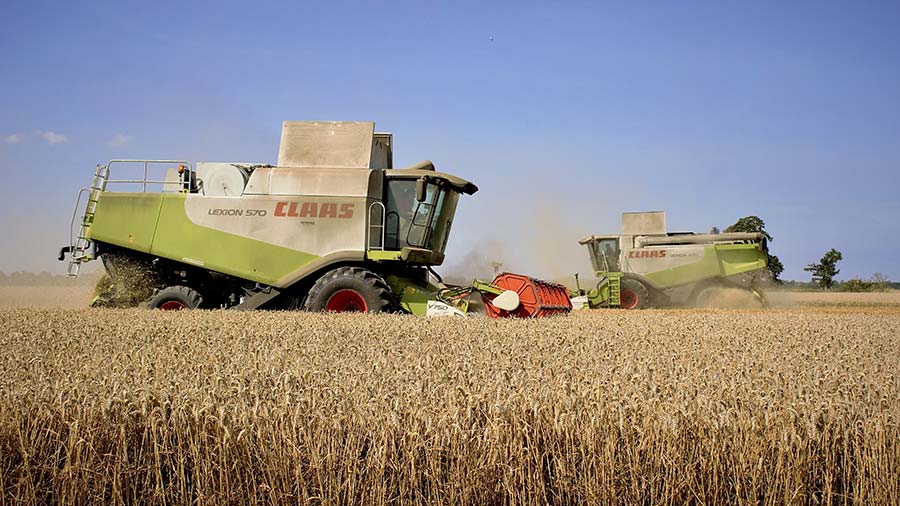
[367, 201, 386, 250]
[104, 159, 194, 192]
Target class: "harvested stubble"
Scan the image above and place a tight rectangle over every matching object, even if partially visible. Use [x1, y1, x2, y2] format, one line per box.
[0, 286, 94, 309]
[1, 308, 898, 505]
[767, 291, 900, 308]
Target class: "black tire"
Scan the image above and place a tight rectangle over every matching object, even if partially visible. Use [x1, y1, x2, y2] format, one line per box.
[693, 285, 719, 308]
[620, 278, 650, 309]
[148, 286, 204, 310]
[303, 267, 393, 313]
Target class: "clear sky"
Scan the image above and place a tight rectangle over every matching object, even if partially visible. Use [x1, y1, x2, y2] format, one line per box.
[2, 1, 898, 281]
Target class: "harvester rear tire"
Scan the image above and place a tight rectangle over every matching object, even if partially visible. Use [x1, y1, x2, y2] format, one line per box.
[148, 286, 204, 310]
[693, 285, 719, 308]
[303, 267, 393, 313]
[620, 278, 650, 309]
[694, 284, 763, 309]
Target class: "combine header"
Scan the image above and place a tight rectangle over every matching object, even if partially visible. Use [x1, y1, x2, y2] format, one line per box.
[573, 211, 770, 309]
[485, 273, 572, 318]
[59, 121, 571, 318]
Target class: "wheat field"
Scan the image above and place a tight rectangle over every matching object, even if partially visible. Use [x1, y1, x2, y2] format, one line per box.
[0, 286, 95, 309]
[1, 305, 898, 505]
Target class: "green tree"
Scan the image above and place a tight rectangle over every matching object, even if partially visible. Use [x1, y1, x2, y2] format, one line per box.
[724, 216, 784, 281]
[804, 248, 842, 289]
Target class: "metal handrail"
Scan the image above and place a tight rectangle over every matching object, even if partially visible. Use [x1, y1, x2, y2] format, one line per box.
[105, 179, 182, 184]
[104, 159, 193, 192]
[367, 201, 386, 250]
[68, 187, 89, 256]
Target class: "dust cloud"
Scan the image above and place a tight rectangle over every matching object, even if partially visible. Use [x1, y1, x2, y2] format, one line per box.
[441, 198, 611, 289]
[527, 203, 596, 286]
[440, 239, 514, 285]
[692, 287, 765, 309]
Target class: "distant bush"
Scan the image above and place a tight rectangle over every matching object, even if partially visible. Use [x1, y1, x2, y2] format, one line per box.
[834, 278, 897, 292]
[835, 279, 876, 292]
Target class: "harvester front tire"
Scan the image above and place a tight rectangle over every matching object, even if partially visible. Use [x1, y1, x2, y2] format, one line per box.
[148, 286, 204, 311]
[303, 267, 393, 313]
[620, 278, 650, 309]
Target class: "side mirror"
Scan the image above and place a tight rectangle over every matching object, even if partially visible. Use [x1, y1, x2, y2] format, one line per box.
[415, 178, 427, 202]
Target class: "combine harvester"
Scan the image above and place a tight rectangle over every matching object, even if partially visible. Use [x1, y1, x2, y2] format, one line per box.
[59, 121, 571, 317]
[573, 211, 770, 309]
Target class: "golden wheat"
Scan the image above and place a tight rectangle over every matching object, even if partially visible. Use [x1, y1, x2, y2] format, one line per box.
[1, 307, 898, 505]
[0, 286, 95, 309]
[767, 291, 900, 307]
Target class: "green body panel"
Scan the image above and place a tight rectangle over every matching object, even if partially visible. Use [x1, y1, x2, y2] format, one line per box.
[584, 272, 621, 308]
[89, 193, 165, 253]
[641, 244, 765, 288]
[367, 248, 444, 265]
[641, 245, 721, 288]
[387, 276, 497, 315]
[581, 272, 622, 308]
[367, 251, 402, 261]
[386, 274, 442, 316]
[90, 193, 320, 285]
[714, 243, 769, 276]
[608, 273, 621, 306]
[152, 195, 319, 285]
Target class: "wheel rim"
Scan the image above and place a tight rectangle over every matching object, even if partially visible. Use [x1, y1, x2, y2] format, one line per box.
[620, 289, 639, 309]
[325, 289, 368, 312]
[159, 300, 188, 311]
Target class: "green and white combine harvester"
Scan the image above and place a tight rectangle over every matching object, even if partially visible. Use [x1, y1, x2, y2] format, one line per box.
[572, 211, 770, 309]
[59, 121, 572, 317]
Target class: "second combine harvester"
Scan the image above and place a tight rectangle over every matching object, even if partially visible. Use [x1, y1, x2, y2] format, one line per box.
[575, 211, 771, 309]
[59, 121, 571, 317]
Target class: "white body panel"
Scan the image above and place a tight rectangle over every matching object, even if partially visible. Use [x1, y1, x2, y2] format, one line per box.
[244, 166, 377, 197]
[184, 194, 369, 256]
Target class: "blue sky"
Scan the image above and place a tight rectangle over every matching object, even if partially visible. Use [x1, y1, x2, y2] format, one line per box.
[2, 1, 898, 281]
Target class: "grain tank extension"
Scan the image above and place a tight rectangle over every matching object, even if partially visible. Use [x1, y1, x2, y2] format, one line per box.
[59, 121, 571, 317]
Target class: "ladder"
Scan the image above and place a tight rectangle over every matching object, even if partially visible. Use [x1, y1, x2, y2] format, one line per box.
[607, 273, 622, 307]
[66, 164, 109, 277]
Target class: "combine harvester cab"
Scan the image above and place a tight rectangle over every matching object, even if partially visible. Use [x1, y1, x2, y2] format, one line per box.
[59, 121, 570, 318]
[575, 211, 770, 309]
